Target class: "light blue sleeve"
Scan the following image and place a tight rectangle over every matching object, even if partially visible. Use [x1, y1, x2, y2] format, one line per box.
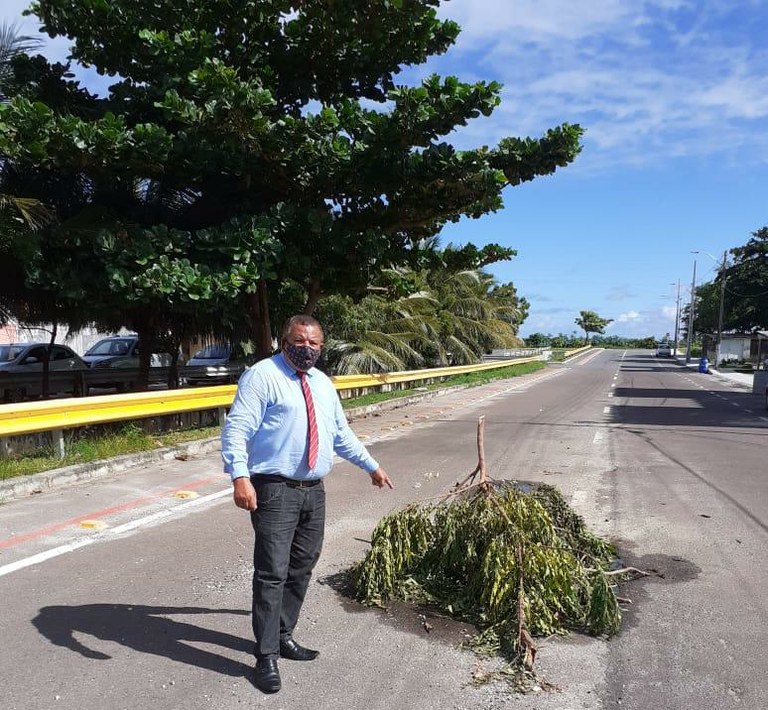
[221, 367, 268, 480]
[331, 389, 379, 474]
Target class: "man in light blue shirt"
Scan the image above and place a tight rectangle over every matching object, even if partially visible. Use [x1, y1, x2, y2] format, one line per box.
[222, 315, 393, 694]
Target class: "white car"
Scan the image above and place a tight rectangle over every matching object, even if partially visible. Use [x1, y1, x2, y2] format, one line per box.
[656, 343, 672, 357]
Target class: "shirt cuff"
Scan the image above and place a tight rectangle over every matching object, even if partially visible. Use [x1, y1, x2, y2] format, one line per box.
[226, 463, 251, 480]
[362, 457, 379, 474]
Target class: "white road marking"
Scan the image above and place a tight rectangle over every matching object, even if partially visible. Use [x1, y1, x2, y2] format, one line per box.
[603, 406, 611, 414]
[592, 430, 605, 443]
[0, 488, 231, 579]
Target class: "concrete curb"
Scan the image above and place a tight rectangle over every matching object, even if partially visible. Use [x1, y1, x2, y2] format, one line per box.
[0, 436, 221, 504]
[672, 356, 755, 392]
[706, 368, 754, 392]
[343, 382, 479, 420]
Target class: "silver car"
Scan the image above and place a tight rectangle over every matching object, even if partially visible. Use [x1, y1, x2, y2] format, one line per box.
[0, 342, 89, 401]
[82, 335, 174, 369]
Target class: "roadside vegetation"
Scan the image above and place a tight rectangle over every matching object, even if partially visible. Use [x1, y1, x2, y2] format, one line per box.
[0, 424, 221, 481]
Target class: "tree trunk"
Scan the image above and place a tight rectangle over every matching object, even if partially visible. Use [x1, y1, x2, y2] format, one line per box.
[136, 323, 154, 391]
[42, 323, 57, 399]
[168, 340, 181, 389]
[249, 279, 273, 360]
[304, 278, 322, 315]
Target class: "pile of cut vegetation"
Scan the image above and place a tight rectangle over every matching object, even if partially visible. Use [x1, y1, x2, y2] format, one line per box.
[352, 417, 624, 678]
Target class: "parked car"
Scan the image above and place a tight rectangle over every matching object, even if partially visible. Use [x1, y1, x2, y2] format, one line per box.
[0, 342, 89, 401]
[82, 335, 180, 390]
[655, 342, 672, 357]
[183, 343, 251, 386]
[82, 335, 174, 369]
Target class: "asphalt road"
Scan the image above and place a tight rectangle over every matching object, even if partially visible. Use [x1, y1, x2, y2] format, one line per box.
[1, 349, 766, 710]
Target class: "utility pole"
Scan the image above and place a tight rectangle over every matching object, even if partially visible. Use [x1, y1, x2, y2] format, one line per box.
[673, 279, 682, 357]
[685, 259, 697, 364]
[715, 250, 728, 368]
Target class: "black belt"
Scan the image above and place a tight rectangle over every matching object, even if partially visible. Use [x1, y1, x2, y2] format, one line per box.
[251, 474, 323, 489]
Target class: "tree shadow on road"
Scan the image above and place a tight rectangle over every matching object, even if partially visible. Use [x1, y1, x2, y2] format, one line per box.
[607, 386, 765, 430]
[32, 604, 252, 677]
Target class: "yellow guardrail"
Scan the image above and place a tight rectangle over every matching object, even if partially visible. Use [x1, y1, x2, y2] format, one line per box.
[562, 345, 592, 357]
[0, 385, 236, 438]
[331, 357, 541, 389]
[0, 356, 545, 443]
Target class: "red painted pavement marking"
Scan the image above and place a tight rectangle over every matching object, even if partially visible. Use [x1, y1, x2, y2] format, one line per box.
[0, 475, 225, 550]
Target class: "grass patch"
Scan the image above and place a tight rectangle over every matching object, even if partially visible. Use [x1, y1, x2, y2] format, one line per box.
[341, 361, 547, 410]
[0, 424, 221, 482]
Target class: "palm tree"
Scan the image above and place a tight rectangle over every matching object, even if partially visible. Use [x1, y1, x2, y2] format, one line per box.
[0, 22, 53, 236]
[319, 266, 525, 374]
[0, 21, 42, 98]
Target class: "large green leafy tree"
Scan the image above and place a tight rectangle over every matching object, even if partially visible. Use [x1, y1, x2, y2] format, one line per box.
[692, 229, 768, 339]
[575, 310, 613, 344]
[723, 228, 768, 331]
[1, 0, 583, 365]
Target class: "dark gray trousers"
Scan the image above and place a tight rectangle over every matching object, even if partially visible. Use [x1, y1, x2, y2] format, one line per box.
[249, 478, 325, 660]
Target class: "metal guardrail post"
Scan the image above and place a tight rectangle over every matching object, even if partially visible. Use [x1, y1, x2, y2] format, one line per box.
[217, 407, 227, 427]
[0, 437, 9, 457]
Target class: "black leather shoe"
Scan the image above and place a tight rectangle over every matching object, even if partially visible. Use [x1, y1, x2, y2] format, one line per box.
[280, 637, 319, 661]
[254, 658, 281, 693]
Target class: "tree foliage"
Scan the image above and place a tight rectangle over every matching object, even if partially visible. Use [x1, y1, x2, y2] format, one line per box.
[318, 245, 528, 374]
[575, 310, 613, 344]
[1, 1, 583, 369]
[689, 228, 768, 340]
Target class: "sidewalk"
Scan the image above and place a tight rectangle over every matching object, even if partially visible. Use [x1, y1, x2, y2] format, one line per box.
[674, 355, 755, 391]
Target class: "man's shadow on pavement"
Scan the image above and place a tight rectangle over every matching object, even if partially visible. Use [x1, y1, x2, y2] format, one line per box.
[32, 604, 253, 677]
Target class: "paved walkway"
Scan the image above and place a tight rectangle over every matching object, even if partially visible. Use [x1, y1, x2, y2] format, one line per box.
[674, 356, 756, 390]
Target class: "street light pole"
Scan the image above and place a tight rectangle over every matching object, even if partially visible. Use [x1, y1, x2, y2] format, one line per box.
[715, 250, 728, 368]
[685, 259, 697, 364]
[672, 279, 682, 357]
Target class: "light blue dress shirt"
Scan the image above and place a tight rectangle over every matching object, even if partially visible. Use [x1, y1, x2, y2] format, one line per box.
[221, 352, 379, 481]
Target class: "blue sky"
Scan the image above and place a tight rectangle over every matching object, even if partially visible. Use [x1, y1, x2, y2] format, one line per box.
[4, 0, 768, 339]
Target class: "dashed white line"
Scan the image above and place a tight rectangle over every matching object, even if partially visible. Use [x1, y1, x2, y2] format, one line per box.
[603, 406, 611, 414]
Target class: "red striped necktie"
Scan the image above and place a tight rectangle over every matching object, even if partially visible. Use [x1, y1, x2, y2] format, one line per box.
[298, 372, 319, 469]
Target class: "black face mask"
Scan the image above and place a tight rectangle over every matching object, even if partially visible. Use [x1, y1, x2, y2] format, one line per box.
[283, 342, 321, 371]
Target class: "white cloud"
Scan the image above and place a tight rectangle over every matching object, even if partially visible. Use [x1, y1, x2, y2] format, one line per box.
[434, 0, 768, 168]
[616, 310, 643, 323]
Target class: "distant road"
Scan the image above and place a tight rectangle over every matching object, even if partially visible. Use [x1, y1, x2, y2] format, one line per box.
[1, 349, 766, 709]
